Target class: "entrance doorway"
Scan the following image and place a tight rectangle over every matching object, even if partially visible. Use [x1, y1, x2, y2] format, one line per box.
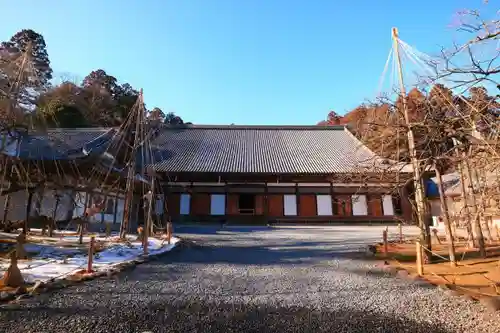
[238, 194, 255, 214]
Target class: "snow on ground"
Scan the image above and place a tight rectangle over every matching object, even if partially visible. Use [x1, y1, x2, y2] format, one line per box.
[0, 233, 180, 284]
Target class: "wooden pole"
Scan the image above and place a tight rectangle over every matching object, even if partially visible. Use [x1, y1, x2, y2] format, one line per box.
[383, 230, 388, 257]
[416, 240, 424, 276]
[79, 192, 89, 245]
[2, 194, 10, 224]
[476, 170, 494, 244]
[87, 236, 95, 273]
[392, 27, 432, 262]
[24, 190, 33, 234]
[398, 223, 403, 243]
[120, 90, 144, 239]
[49, 194, 60, 237]
[435, 165, 456, 266]
[167, 221, 172, 245]
[463, 158, 486, 257]
[454, 147, 475, 247]
[143, 178, 155, 255]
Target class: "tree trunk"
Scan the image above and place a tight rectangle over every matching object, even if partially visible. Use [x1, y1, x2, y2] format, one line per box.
[463, 159, 486, 257]
[456, 157, 475, 247]
[435, 165, 456, 266]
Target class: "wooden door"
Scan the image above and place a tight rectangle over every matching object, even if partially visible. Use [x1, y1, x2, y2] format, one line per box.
[226, 194, 238, 215]
[191, 193, 210, 215]
[299, 194, 317, 217]
[369, 195, 383, 217]
[268, 195, 284, 217]
[165, 194, 180, 216]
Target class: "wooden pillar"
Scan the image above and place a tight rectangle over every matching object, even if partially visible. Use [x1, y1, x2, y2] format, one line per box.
[113, 195, 118, 224]
[398, 186, 413, 223]
[2, 194, 10, 223]
[295, 183, 300, 217]
[329, 182, 335, 216]
[24, 190, 34, 233]
[264, 184, 269, 222]
[50, 193, 60, 237]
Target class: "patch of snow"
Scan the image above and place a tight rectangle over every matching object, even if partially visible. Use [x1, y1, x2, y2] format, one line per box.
[0, 236, 180, 284]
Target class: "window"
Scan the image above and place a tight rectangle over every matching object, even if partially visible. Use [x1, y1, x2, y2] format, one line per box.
[180, 194, 191, 215]
[316, 195, 333, 216]
[382, 195, 395, 216]
[351, 195, 368, 216]
[284, 195, 297, 216]
[211, 194, 226, 215]
[238, 194, 255, 213]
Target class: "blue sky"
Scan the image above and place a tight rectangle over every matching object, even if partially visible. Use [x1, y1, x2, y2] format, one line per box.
[0, 0, 495, 124]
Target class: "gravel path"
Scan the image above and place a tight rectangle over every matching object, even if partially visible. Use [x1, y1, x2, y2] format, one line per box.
[1, 225, 498, 333]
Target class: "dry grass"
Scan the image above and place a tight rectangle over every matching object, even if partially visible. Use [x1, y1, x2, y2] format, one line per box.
[377, 240, 500, 298]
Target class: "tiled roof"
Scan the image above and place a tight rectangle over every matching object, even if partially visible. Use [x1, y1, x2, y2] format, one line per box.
[3, 128, 112, 159]
[148, 125, 399, 174]
[427, 171, 500, 197]
[2, 125, 409, 175]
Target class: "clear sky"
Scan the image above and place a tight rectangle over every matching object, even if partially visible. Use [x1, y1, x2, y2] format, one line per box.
[0, 0, 495, 125]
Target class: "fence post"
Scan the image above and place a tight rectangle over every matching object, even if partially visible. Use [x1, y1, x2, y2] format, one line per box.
[398, 223, 403, 243]
[416, 240, 424, 276]
[167, 222, 172, 245]
[87, 236, 95, 273]
[383, 230, 388, 257]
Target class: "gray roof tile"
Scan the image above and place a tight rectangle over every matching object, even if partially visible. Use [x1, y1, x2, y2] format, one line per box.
[3, 125, 405, 175]
[149, 125, 387, 174]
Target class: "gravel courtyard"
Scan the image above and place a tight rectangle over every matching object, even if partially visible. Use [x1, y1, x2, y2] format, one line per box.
[1, 225, 499, 333]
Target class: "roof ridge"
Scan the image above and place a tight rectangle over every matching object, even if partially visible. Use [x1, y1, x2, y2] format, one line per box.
[162, 124, 347, 130]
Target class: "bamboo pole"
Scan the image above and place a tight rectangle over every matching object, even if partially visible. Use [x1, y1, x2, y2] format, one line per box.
[120, 90, 144, 239]
[2, 194, 10, 224]
[87, 236, 95, 273]
[392, 27, 432, 262]
[435, 164, 456, 266]
[398, 223, 403, 243]
[416, 240, 424, 276]
[383, 230, 388, 257]
[143, 178, 155, 255]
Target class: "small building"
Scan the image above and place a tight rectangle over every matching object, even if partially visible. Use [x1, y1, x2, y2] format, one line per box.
[426, 172, 500, 229]
[1, 124, 415, 226]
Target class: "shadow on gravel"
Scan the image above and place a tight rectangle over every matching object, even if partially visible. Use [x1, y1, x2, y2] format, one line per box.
[0, 300, 452, 333]
[167, 242, 375, 266]
[174, 225, 275, 235]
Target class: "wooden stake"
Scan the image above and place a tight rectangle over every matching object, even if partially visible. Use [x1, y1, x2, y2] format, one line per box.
[2, 250, 24, 287]
[105, 222, 111, 238]
[87, 236, 95, 273]
[398, 223, 403, 243]
[383, 230, 388, 257]
[167, 222, 172, 245]
[416, 240, 424, 276]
